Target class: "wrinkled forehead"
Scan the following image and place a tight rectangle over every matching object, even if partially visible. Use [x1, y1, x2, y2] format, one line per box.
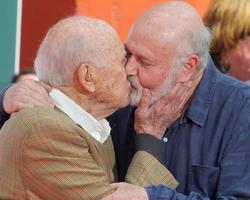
[128, 15, 181, 50]
[128, 1, 203, 42]
[126, 19, 178, 58]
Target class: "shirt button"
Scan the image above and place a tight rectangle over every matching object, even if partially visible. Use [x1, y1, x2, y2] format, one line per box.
[163, 137, 168, 143]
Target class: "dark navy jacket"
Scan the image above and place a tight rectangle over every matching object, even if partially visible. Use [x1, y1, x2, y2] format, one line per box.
[108, 58, 250, 199]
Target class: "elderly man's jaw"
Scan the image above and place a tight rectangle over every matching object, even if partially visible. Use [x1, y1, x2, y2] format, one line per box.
[128, 68, 177, 106]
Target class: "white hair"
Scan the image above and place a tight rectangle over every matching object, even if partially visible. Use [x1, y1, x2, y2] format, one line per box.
[34, 16, 119, 87]
[166, 2, 212, 69]
[171, 26, 212, 70]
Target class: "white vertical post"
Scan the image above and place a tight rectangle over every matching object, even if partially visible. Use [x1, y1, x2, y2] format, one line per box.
[14, 0, 22, 75]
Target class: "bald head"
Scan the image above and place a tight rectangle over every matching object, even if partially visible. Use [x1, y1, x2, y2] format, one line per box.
[35, 16, 124, 87]
[136, 2, 202, 37]
[129, 1, 211, 68]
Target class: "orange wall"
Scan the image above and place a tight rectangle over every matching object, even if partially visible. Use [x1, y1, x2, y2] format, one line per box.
[76, 0, 213, 41]
[20, 0, 213, 69]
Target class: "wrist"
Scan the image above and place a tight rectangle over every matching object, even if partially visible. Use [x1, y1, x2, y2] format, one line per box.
[137, 131, 164, 140]
[135, 134, 163, 162]
[142, 188, 149, 200]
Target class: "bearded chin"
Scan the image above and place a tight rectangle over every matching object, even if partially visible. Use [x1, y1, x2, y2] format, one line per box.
[152, 80, 175, 103]
[129, 88, 142, 106]
[128, 70, 176, 106]
[128, 76, 143, 106]
[150, 72, 176, 104]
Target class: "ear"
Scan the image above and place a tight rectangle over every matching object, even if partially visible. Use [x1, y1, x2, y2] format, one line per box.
[77, 63, 96, 93]
[175, 55, 199, 83]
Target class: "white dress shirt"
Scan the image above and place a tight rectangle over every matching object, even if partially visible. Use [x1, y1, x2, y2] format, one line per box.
[49, 88, 111, 144]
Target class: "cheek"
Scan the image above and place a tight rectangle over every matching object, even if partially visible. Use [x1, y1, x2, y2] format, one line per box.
[119, 68, 130, 86]
[227, 50, 247, 69]
[137, 68, 166, 89]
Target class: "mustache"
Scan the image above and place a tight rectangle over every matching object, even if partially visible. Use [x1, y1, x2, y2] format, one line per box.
[128, 76, 141, 87]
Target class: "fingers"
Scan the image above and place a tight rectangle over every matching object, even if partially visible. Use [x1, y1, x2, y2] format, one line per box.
[16, 82, 54, 107]
[151, 82, 191, 122]
[32, 86, 54, 107]
[101, 194, 113, 200]
[110, 182, 127, 190]
[7, 97, 53, 113]
[134, 89, 151, 133]
[37, 81, 52, 93]
[135, 88, 151, 123]
[101, 183, 127, 200]
[3, 80, 54, 114]
[102, 183, 148, 200]
[137, 88, 151, 110]
[24, 80, 50, 98]
[157, 81, 192, 107]
[155, 82, 182, 107]
[7, 102, 34, 113]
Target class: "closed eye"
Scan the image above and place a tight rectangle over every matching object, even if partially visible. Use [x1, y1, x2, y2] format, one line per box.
[137, 57, 151, 67]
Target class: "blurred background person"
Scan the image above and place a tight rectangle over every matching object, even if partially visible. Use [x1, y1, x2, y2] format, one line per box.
[205, 0, 250, 82]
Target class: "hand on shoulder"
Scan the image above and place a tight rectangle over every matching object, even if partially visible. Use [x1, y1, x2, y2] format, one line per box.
[3, 79, 54, 114]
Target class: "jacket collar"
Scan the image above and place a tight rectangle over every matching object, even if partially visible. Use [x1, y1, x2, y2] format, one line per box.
[185, 56, 218, 127]
[49, 88, 111, 143]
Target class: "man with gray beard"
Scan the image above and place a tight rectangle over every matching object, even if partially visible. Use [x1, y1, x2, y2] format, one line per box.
[100, 1, 250, 199]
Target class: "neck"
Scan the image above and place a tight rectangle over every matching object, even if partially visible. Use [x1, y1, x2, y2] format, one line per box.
[181, 68, 204, 114]
[58, 86, 116, 120]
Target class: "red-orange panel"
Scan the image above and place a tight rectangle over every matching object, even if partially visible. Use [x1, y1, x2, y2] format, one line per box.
[20, 0, 75, 69]
[75, 0, 213, 41]
[20, 0, 212, 69]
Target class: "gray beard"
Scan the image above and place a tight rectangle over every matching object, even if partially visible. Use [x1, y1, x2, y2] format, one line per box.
[128, 76, 143, 106]
[128, 69, 176, 106]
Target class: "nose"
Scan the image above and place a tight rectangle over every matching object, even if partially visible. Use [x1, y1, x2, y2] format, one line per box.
[125, 56, 138, 76]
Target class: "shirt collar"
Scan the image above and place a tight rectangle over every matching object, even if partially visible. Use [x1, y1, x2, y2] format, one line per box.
[49, 88, 111, 143]
[185, 56, 218, 127]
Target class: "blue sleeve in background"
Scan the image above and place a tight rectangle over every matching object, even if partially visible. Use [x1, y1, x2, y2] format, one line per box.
[146, 185, 215, 200]
[0, 86, 11, 125]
